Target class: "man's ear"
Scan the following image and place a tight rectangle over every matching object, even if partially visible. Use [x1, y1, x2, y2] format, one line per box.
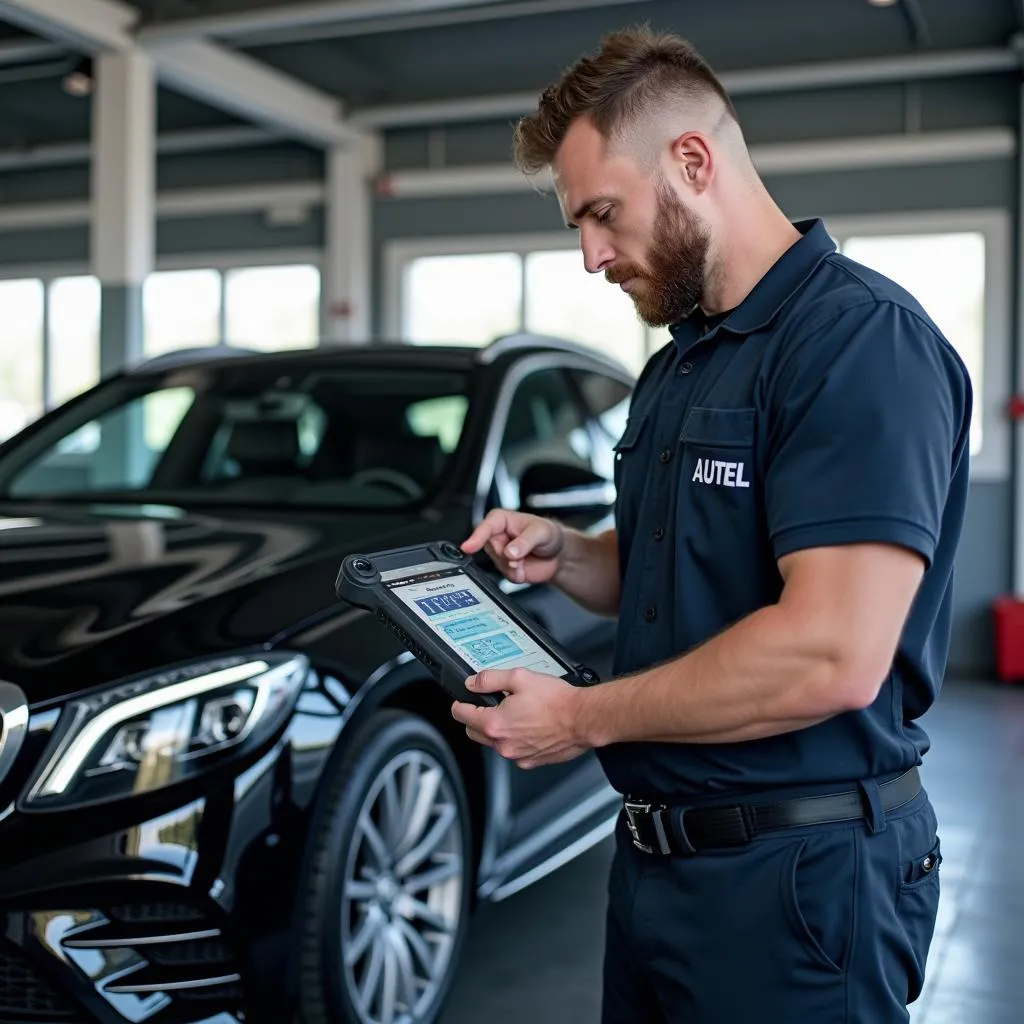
[669, 131, 714, 194]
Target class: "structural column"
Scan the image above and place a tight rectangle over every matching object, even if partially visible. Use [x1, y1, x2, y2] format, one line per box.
[323, 134, 378, 344]
[92, 50, 155, 376]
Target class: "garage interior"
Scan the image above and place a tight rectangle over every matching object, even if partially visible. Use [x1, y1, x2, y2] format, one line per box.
[0, 0, 1022, 1023]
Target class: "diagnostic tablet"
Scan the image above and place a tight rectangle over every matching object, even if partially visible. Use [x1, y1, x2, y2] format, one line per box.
[335, 540, 600, 707]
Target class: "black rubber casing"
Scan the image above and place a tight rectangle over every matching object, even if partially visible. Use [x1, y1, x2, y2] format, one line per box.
[335, 540, 600, 707]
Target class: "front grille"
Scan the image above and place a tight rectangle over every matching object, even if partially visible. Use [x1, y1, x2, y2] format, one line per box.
[62, 899, 244, 1016]
[144, 936, 233, 968]
[0, 941, 81, 1022]
[107, 901, 206, 924]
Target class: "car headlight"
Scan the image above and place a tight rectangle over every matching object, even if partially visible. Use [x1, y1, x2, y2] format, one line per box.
[21, 651, 308, 810]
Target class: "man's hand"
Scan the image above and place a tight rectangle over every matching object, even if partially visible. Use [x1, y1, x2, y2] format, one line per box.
[451, 668, 590, 769]
[461, 509, 564, 586]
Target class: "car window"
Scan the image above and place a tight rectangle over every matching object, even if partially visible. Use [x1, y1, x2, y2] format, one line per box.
[493, 367, 593, 507]
[6, 386, 198, 497]
[0, 366, 472, 510]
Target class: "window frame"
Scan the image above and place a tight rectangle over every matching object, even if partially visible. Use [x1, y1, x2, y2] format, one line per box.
[820, 208, 1011, 483]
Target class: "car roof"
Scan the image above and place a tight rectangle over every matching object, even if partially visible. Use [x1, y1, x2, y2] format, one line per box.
[126, 333, 635, 380]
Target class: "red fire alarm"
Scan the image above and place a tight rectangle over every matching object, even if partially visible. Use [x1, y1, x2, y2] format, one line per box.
[1011, 395, 1024, 420]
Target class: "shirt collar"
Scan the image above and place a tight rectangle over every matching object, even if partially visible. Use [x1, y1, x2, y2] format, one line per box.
[669, 218, 836, 351]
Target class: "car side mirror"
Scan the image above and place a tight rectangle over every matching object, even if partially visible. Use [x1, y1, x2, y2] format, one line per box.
[518, 461, 616, 518]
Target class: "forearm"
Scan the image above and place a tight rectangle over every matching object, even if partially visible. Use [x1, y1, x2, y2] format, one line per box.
[578, 602, 872, 746]
[553, 526, 620, 616]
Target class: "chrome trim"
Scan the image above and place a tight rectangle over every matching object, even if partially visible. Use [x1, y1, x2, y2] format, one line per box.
[486, 784, 617, 877]
[63, 926, 222, 949]
[486, 813, 618, 903]
[104, 971, 242, 994]
[0, 680, 28, 786]
[524, 482, 617, 510]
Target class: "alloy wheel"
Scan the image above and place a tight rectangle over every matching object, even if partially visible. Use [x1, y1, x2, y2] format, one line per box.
[340, 749, 466, 1024]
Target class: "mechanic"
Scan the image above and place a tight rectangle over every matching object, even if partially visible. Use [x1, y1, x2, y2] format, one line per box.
[453, 26, 973, 1024]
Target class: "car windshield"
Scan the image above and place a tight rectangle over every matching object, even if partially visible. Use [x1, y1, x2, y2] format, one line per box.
[0, 359, 472, 510]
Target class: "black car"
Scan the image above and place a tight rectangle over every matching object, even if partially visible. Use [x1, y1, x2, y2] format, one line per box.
[0, 333, 634, 1024]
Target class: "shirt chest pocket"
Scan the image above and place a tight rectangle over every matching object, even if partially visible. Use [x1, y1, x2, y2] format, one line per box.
[679, 406, 758, 511]
[612, 413, 649, 505]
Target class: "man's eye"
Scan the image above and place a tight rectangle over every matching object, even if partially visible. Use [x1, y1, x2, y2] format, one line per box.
[596, 208, 614, 224]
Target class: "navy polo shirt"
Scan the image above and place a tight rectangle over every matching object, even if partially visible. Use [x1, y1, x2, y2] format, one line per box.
[600, 218, 973, 802]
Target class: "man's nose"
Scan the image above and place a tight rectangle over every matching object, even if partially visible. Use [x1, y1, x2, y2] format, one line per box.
[581, 229, 615, 275]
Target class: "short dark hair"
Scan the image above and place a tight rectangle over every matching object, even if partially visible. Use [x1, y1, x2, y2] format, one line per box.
[513, 27, 738, 175]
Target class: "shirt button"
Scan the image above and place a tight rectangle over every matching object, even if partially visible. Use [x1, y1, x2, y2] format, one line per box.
[644, 607, 657, 622]
[659, 448, 672, 463]
[653, 527, 665, 541]
[679, 361, 694, 375]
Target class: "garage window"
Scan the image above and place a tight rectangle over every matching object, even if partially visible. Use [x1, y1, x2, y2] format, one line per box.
[0, 279, 44, 443]
[389, 239, 653, 374]
[143, 269, 222, 357]
[839, 232, 985, 457]
[224, 264, 320, 350]
[401, 252, 521, 346]
[49, 276, 101, 408]
[825, 211, 1010, 482]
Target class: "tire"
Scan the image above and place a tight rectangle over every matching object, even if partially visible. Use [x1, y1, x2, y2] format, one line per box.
[298, 708, 474, 1024]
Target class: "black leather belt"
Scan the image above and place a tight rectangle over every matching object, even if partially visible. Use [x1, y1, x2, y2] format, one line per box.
[623, 767, 922, 855]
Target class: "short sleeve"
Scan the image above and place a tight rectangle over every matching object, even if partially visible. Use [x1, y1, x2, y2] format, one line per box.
[764, 301, 972, 569]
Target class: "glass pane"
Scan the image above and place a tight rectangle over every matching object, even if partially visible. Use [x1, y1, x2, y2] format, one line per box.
[49, 276, 101, 407]
[224, 264, 320, 351]
[524, 250, 647, 375]
[406, 395, 469, 453]
[403, 253, 521, 346]
[0, 366, 471, 511]
[144, 269, 221, 356]
[0, 279, 44, 442]
[6, 385, 197, 497]
[841, 233, 985, 455]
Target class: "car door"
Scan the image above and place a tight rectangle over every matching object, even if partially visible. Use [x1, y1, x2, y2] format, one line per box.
[477, 357, 625, 815]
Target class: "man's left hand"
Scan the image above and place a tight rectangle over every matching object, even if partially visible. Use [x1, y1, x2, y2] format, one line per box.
[451, 668, 590, 769]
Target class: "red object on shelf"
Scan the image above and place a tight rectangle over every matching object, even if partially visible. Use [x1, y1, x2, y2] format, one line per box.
[993, 597, 1024, 683]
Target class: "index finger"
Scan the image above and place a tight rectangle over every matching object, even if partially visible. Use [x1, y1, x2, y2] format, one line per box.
[461, 510, 513, 554]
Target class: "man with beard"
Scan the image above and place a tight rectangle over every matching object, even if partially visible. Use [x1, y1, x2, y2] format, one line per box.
[453, 26, 973, 1024]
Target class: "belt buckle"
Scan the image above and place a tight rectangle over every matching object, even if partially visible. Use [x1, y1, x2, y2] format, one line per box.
[624, 799, 672, 855]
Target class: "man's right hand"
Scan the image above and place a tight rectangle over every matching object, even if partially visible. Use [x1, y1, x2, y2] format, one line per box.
[461, 509, 565, 586]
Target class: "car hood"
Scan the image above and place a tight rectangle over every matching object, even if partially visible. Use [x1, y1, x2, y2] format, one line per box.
[0, 502, 429, 702]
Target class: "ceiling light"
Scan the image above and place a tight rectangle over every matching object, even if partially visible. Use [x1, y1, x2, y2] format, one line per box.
[62, 60, 92, 97]
[866, 0, 901, 7]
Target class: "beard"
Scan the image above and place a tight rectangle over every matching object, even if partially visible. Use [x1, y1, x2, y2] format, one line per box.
[606, 182, 711, 328]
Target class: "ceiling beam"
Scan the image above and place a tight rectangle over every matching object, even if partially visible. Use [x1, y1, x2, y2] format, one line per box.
[0, 0, 135, 53]
[138, 0, 567, 41]
[0, 126, 278, 173]
[138, 0, 653, 47]
[0, 0, 366, 149]
[145, 39, 358, 147]
[351, 45, 1023, 128]
[0, 37, 65, 65]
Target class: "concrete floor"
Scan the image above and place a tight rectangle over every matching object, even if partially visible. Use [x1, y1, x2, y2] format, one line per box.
[441, 678, 1024, 1024]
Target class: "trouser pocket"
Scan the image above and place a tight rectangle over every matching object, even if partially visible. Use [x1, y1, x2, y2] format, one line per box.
[896, 835, 942, 1002]
[781, 829, 858, 976]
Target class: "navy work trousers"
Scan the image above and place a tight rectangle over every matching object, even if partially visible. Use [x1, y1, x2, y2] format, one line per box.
[601, 788, 942, 1023]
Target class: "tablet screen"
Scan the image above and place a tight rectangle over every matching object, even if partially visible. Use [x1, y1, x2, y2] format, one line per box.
[383, 561, 570, 677]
